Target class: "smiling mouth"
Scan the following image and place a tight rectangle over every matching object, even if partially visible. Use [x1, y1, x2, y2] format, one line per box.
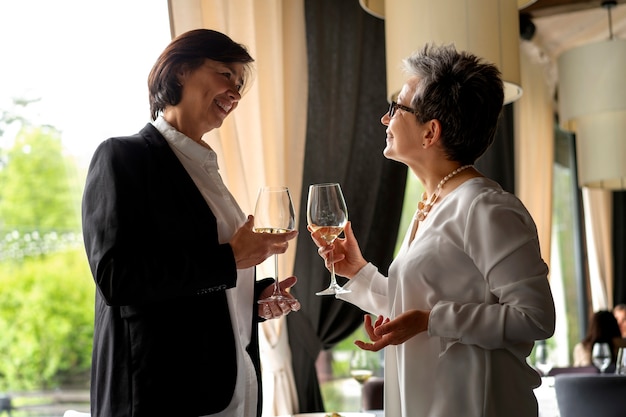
[215, 100, 232, 114]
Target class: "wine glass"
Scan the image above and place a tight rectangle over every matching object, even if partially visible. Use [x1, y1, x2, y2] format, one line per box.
[534, 341, 553, 377]
[592, 342, 612, 373]
[307, 183, 350, 296]
[253, 186, 296, 303]
[349, 349, 377, 385]
[615, 347, 625, 375]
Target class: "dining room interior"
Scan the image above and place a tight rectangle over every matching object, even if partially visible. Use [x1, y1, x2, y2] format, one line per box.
[1, 0, 626, 416]
[166, 0, 626, 414]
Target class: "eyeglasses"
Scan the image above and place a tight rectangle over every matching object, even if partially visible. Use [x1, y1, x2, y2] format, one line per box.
[388, 101, 419, 118]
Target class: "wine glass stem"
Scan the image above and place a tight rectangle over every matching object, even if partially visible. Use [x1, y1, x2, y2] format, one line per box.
[329, 250, 339, 289]
[272, 254, 281, 296]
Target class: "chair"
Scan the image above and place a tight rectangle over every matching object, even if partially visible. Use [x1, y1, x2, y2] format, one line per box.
[554, 374, 626, 417]
[0, 394, 12, 417]
[361, 376, 384, 411]
[548, 365, 599, 376]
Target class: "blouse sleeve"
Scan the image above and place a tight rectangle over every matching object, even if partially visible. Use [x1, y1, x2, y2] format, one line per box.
[337, 262, 389, 316]
[429, 190, 556, 349]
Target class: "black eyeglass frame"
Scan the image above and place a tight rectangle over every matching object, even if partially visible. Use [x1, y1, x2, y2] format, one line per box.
[388, 101, 419, 118]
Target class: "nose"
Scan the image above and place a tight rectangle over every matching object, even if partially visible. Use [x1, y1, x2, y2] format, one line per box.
[381, 112, 390, 126]
[227, 85, 242, 101]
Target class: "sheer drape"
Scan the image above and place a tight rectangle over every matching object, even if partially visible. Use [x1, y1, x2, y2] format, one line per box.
[287, 0, 406, 412]
[168, 1, 307, 415]
[514, 41, 555, 266]
[583, 189, 614, 310]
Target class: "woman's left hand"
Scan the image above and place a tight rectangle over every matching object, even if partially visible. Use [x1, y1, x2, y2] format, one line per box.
[258, 276, 301, 320]
[355, 309, 430, 352]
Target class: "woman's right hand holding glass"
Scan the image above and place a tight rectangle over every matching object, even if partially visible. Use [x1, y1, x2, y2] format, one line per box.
[309, 221, 367, 279]
[230, 215, 298, 269]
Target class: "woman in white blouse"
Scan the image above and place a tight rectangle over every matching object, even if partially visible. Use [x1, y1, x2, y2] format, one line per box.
[310, 44, 556, 417]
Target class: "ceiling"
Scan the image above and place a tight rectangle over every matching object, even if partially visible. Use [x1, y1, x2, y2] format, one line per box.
[514, 0, 626, 104]
[522, 0, 626, 60]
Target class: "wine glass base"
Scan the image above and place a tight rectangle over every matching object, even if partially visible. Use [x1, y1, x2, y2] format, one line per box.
[257, 294, 292, 304]
[316, 286, 351, 296]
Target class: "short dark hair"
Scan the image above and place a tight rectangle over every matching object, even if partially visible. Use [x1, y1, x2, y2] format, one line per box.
[403, 44, 504, 165]
[148, 29, 254, 121]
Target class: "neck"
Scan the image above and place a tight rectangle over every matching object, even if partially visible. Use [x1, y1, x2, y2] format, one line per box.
[415, 164, 472, 222]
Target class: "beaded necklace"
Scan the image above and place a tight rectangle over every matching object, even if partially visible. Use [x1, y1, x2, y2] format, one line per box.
[414, 164, 473, 222]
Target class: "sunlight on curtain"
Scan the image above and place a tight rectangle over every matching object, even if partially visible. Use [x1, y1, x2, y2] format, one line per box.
[515, 41, 554, 267]
[583, 189, 614, 311]
[168, 1, 307, 414]
[516, 42, 572, 365]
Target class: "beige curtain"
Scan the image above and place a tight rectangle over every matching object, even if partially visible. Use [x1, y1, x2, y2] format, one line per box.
[168, 1, 308, 415]
[583, 189, 614, 311]
[515, 41, 554, 268]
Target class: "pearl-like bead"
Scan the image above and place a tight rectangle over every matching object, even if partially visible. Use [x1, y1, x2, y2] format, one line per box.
[414, 165, 472, 222]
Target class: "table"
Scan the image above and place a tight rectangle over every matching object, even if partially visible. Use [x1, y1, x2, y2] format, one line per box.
[535, 377, 560, 417]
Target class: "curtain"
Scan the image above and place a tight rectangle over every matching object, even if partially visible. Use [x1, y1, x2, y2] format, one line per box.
[613, 192, 626, 304]
[583, 189, 614, 311]
[168, 1, 308, 415]
[514, 41, 555, 267]
[287, 0, 406, 412]
[474, 104, 515, 193]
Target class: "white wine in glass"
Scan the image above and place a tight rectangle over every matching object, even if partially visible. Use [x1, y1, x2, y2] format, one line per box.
[253, 186, 296, 303]
[307, 183, 350, 296]
[350, 350, 376, 384]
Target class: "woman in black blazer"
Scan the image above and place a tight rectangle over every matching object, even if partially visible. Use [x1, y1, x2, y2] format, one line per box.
[82, 29, 300, 417]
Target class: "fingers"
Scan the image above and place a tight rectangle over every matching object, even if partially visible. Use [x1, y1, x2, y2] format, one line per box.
[278, 276, 297, 291]
[354, 339, 386, 352]
[258, 276, 301, 319]
[278, 277, 301, 312]
[344, 221, 354, 239]
[258, 297, 300, 320]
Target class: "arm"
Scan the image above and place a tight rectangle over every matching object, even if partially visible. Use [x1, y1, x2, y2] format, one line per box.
[429, 192, 556, 349]
[357, 191, 556, 353]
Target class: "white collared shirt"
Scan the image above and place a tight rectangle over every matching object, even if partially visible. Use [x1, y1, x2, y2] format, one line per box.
[153, 116, 257, 417]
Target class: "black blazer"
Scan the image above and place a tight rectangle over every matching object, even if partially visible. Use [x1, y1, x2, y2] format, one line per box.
[82, 124, 269, 417]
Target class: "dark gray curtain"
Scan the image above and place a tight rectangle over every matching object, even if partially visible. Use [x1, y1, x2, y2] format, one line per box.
[613, 192, 626, 304]
[474, 103, 515, 193]
[286, 0, 406, 412]
[285, 3, 519, 411]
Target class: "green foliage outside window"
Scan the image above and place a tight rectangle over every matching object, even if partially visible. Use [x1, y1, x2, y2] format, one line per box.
[0, 249, 93, 391]
[0, 111, 93, 391]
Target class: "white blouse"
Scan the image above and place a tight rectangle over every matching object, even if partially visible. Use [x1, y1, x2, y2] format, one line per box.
[339, 177, 555, 417]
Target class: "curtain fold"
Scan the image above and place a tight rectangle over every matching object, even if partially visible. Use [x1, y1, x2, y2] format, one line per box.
[613, 192, 626, 304]
[474, 103, 515, 193]
[583, 189, 614, 311]
[168, 1, 308, 415]
[287, 0, 406, 412]
[514, 41, 555, 267]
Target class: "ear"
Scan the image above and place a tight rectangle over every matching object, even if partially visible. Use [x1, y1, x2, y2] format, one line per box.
[421, 119, 442, 148]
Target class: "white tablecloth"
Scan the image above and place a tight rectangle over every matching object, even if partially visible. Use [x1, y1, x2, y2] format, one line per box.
[535, 377, 560, 417]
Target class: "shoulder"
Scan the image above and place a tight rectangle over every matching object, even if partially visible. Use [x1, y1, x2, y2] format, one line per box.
[450, 178, 533, 224]
[450, 178, 541, 252]
[90, 124, 170, 168]
[96, 124, 165, 153]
